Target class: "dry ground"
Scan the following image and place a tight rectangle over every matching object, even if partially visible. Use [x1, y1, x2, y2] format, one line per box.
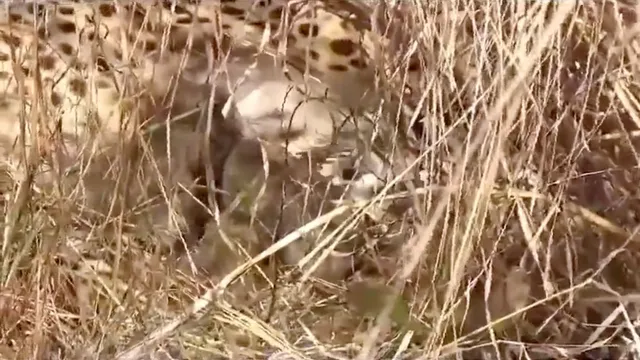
[3, 0, 640, 359]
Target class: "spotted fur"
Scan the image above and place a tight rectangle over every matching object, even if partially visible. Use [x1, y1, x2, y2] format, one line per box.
[0, 0, 419, 170]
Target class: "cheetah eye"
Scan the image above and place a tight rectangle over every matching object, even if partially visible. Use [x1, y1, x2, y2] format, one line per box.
[342, 167, 357, 180]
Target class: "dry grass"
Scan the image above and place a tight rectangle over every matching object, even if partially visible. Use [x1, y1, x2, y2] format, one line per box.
[4, 0, 640, 359]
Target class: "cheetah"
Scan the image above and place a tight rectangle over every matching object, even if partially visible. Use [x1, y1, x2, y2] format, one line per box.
[0, 0, 420, 258]
[0, 0, 417, 170]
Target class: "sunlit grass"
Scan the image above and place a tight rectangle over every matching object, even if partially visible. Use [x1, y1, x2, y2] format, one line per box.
[2, 1, 640, 359]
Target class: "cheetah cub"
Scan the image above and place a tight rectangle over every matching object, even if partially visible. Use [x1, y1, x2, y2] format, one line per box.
[57, 95, 242, 252]
[179, 135, 368, 284]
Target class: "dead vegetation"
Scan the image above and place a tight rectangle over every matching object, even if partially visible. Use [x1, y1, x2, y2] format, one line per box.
[4, 0, 640, 359]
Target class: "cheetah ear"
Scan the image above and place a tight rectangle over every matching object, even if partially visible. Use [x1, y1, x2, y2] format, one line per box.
[219, 94, 254, 139]
[220, 95, 238, 122]
[208, 85, 247, 136]
[207, 84, 235, 121]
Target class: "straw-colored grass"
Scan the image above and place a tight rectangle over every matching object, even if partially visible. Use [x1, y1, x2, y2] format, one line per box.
[2, 0, 640, 359]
